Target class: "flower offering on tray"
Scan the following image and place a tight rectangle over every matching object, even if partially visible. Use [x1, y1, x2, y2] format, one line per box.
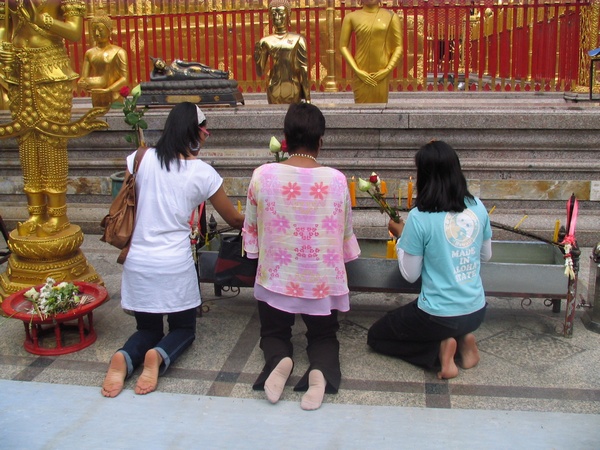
[358, 172, 401, 223]
[23, 278, 94, 320]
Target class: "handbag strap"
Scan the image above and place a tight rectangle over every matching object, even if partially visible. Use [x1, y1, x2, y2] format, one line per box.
[132, 146, 149, 175]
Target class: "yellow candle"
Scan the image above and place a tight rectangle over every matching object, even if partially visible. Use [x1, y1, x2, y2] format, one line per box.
[386, 238, 396, 259]
[407, 177, 413, 209]
[514, 215, 528, 229]
[380, 180, 387, 196]
[488, 205, 496, 215]
[237, 200, 242, 213]
[397, 188, 401, 207]
[349, 177, 356, 207]
[553, 220, 560, 242]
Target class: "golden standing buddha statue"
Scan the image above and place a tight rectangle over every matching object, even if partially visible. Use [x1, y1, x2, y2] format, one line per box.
[77, 11, 128, 108]
[0, 0, 100, 237]
[340, 0, 403, 103]
[254, 0, 310, 104]
[0, 0, 107, 299]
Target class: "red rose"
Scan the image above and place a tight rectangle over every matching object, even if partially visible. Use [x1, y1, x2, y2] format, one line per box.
[369, 174, 379, 183]
[119, 86, 131, 97]
[281, 140, 287, 152]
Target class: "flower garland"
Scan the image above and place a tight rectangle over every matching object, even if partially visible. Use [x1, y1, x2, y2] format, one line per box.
[358, 172, 401, 223]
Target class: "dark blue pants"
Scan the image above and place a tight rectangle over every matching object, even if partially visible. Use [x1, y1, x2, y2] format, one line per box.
[367, 299, 486, 369]
[118, 307, 196, 377]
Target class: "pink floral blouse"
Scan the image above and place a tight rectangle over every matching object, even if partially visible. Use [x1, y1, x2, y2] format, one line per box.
[243, 163, 360, 302]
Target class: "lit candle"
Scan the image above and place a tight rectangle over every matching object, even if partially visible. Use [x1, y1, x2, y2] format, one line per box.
[380, 180, 387, 196]
[553, 219, 560, 242]
[407, 177, 413, 209]
[349, 177, 356, 207]
[397, 188, 402, 207]
[386, 234, 396, 259]
[237, 200, 242, 213]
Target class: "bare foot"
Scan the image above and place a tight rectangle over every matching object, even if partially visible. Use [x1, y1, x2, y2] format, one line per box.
[300, 369, 326, 411]
[135, 349, 163, 395]
[458, 333, 480, 369]
[437, 337, 459, 380]
[264, 357, 293, 404]
[101, 352, 127, 398]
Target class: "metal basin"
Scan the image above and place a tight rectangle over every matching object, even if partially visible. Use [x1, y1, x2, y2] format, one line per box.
[198, 239, 568, 299]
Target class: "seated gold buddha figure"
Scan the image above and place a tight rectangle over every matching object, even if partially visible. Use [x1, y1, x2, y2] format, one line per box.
[77, 11, 128, 108]
[254, 0, 310, 104]
[149, 57, 229, 81]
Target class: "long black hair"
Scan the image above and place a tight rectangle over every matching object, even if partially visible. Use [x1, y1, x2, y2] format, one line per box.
[414, 140, 474, 213]
[155, 102, 205, 171]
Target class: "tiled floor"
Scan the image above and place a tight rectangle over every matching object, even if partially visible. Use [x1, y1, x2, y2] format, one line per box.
[1, 236, 599, 449]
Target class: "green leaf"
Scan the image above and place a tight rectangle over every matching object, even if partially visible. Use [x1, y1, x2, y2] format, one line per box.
[111, 102, 124, 109]
[125, 112, 140, 125]
[125, 134, 133, 143]
[138, 120, 148, 130]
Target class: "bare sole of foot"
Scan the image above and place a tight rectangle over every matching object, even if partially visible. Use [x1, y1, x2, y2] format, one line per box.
[458, 333, 480, 369]
[437, 337, 459, 380]
[300, 369, 326, 411]
[135, 349, 163, 395]
[264, 357, 293, 404]
[101, 352, 127, 398]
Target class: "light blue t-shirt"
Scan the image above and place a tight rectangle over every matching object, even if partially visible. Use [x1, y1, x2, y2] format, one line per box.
[398, 197, 492, 317]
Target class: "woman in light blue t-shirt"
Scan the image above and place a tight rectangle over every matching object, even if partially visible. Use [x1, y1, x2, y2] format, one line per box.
[368, 140, 492, 380]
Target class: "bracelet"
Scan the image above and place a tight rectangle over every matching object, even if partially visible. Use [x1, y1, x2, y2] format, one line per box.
[42, 13, 54, 30]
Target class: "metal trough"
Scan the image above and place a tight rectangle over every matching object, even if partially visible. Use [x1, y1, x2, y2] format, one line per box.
[198, 238, 576, 334]
[198, 239, 568, 299]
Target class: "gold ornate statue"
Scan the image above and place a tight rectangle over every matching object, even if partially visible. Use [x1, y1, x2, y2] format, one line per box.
[0, 0, 107, 300]
[340, 0, 403, 103]
[254, 0, 310, 104]
[77, 11, 128, 108]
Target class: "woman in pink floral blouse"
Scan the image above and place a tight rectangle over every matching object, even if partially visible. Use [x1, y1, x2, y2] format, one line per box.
[243, 103, 361, 410]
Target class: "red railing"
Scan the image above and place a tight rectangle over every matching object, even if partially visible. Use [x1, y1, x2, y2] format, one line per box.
[70, 0, 592, 97]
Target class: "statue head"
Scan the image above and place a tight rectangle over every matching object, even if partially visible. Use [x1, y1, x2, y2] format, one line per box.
[90, 10, 113, 33]
[269, 0, 291, 15]
[269, 0, 291, 28]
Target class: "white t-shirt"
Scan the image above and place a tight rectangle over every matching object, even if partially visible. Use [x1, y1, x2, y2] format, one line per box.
[121, 148, 222, 313]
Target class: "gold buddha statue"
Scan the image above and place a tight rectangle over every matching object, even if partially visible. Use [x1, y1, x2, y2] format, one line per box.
[0, 0, 87, 237]
[77, 11, 128, 108]
[340, 0, 403, 103]
[254, 0, 310, 104]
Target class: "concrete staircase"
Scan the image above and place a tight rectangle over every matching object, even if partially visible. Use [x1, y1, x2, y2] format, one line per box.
[1, 92, 598, 246]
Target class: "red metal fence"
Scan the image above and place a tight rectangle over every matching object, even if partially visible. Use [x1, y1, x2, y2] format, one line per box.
[70, 0, 592, 97]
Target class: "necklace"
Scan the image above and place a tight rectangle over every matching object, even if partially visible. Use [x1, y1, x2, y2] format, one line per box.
[289, 153, 317, 163]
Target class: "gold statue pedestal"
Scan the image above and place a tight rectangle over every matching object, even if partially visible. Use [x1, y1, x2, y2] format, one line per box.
[0, 225, 103, 306]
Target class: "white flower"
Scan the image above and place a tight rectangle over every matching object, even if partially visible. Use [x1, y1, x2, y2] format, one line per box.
[269, 136, 281, 153]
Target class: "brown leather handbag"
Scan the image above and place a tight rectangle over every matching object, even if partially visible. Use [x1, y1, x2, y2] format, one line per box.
[100, 147, 148, 264]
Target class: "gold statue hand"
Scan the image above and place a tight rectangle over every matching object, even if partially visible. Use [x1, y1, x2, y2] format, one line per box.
[355, 69, 378, 87]
[372, 68, 391, 83]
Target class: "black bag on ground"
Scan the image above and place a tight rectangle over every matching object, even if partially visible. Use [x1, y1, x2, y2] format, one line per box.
[214, 233, 257, 287]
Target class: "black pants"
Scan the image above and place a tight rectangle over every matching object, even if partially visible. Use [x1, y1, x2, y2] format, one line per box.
[252, 301, 341, 394]
[367, 299, 486, 369]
